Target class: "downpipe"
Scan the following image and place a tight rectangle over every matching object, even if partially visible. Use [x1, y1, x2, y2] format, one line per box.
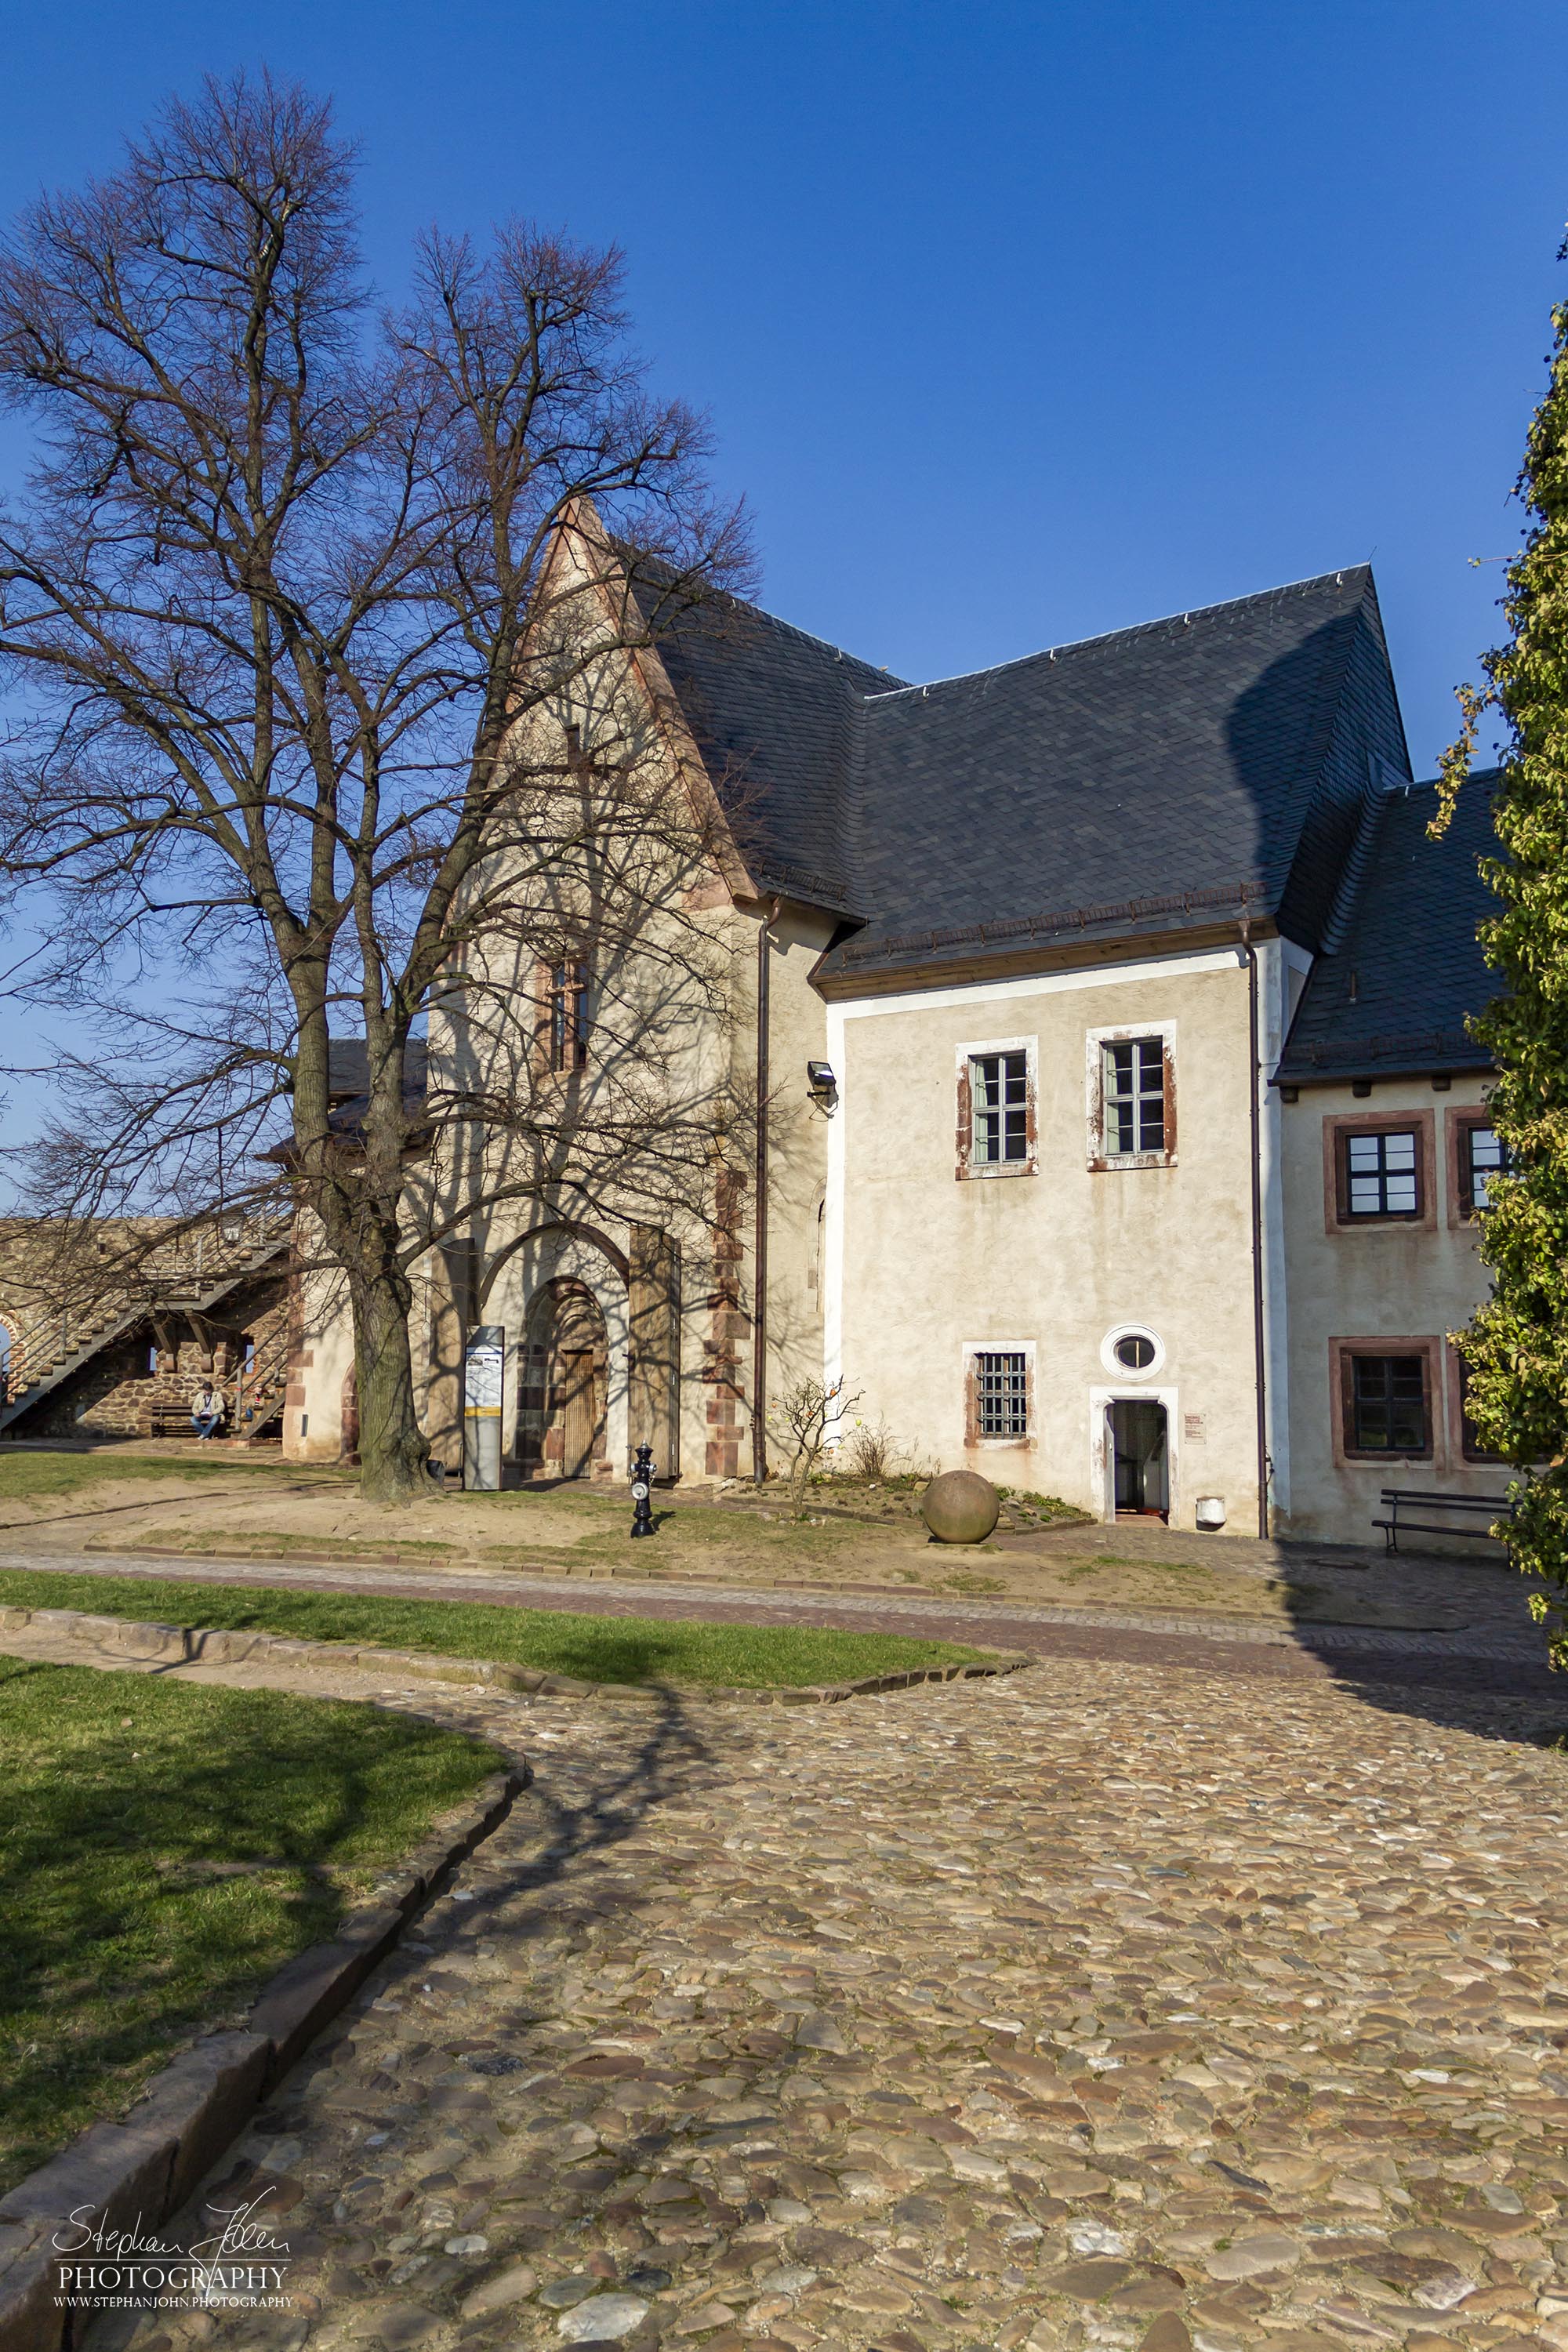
[1240, 920, 1270, 1539]
[752, 898, 780, 1484]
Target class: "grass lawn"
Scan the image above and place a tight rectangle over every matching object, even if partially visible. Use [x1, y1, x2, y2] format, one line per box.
[0, 1448, 339, 1501]
[0, 1657, 503, 2190]
[0, 1566, 991, 1688]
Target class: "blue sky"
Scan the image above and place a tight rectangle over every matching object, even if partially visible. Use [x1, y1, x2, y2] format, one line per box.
[1, 1, 1565, 1138]
[3, 0, 1565, 762]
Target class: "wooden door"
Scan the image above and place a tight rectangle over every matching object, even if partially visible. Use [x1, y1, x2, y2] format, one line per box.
[560, 1349, 597, 1478]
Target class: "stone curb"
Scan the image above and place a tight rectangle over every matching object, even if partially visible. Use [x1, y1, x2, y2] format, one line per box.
[0, 1604, 1031, 1705]
[0, 1764, 525, 2352]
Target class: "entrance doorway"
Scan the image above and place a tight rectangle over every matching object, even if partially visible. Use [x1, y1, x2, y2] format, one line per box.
[1110, 1398, 1168, 1516]
[517, 1279, 608, 1479]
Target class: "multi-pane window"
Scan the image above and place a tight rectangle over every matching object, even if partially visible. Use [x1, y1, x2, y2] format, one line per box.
[1350, 1353, 1428, 1454]
[975, 1352, 1029, 1439]
[1344, 1128, 1418, 1218]
[971, 1051, 1029, 1164]
[549, 959, 589, 1073]
[1103, 1038, 1167, 1156]
[1465, 1124, 1507, 1213]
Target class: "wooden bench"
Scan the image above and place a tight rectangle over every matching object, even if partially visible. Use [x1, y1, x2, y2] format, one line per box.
[144, 1403, 225, 1439]
[1374, 1486, 1513, 1555]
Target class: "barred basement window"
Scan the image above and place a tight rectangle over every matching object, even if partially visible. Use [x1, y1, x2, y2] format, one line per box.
[971, 1051, 1029, 1164]
[1103, 1037, 1167, 1156]
[975, 1351, 1029, 1439]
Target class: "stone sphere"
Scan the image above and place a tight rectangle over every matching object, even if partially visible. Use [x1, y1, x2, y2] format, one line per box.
[920, 1470, 1000, 1545]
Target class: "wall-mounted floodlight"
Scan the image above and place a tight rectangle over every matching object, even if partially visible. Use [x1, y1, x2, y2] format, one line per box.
[806, 1059, 837, 1108]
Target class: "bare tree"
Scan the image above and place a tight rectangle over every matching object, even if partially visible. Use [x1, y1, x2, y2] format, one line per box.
[0, 73, 752, 1497]
[769, 1375, 862, 1499]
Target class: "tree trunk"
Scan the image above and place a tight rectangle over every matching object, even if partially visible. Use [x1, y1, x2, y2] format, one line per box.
[350, 1263, 428, 1502]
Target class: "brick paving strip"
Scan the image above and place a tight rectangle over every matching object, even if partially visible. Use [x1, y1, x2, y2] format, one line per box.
[3, 1623, 1568, 2352]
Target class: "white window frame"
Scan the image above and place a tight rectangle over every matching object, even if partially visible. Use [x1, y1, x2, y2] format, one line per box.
[1086, 1020, 1178, 1170]
[1100, 1323, 1167, 1380]
[956, 1036, 1038, 1179]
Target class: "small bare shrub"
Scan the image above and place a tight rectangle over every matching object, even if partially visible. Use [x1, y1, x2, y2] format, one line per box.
[844, 1417, 898, 1481]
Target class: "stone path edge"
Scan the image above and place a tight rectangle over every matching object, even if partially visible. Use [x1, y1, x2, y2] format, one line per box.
[0, 1603, 1031, 1707]
[24, 1550, 1541, 1662]
[0, 1766, 527, 2352]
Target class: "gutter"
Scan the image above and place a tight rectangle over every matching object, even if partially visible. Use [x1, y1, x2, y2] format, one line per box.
[1240, 922, 1270, 1539]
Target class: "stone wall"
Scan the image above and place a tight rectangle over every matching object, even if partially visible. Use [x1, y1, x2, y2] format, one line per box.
[24, 1277, 290, 1441]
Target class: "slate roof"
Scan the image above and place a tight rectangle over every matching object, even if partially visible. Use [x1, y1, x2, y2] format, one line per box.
[639, 579, 906, 911]
[326, 1036, 429, 1105]
[829, 568, 1406, 978]
[641, 565, 1413, 980]
[1274, 772, 1501, 1084]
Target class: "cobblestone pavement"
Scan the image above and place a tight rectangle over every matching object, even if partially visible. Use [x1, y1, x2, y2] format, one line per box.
[38, 1633, 1566, 2352]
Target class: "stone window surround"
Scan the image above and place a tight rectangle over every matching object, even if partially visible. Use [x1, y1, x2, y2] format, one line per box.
[955, 1036, 1039, 1181]
[1099, 1323, 1167, 1380]
[1085, 1020, 1178, 1171]
[1322, 1107, 1438, 1233]
[962, 1338, 1035, 1447]
[532, 951, 592, 1077]
[1328, 1333, 1446, 1469]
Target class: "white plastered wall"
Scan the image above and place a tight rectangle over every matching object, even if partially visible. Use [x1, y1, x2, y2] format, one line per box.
[823, 944, 1267, 1532]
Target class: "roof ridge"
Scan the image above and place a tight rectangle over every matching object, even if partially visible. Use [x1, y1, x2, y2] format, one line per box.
[659, 573, 908, 686]
[860, 565, 1375, 703]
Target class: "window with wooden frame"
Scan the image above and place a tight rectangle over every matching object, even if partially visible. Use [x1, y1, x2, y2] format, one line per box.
[1105, 1038, 1167, 1155]
[1343, 1128, 1418, 1218]
[1086, 1023, 1177, 1170]
[1449, 1108, 1509, 1221]
[955, 1039, 1036, 1178]
[1331, 1341, 1437, 1463]
[547, 957, 590, 1073]
[1323, 1109, 1436, 1231]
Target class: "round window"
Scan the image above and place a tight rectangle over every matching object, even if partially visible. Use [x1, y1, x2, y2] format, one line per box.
[1114, 1334, 1156, 1370]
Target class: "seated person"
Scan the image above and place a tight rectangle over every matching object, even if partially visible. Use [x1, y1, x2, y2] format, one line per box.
[190, 1380, 225, 1441]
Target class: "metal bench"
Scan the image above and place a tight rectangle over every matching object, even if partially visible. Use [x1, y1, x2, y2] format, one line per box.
[1373, 1487, 1513, 1555]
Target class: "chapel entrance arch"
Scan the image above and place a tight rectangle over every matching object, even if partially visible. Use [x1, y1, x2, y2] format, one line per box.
[517, 1278, 609, 1479]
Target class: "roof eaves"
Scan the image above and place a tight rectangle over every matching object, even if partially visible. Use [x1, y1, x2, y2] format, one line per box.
[1272, 1029, 1493, 1086]
[829, 877, 1265, 970]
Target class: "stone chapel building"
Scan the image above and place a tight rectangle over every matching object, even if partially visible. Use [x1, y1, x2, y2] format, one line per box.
[281, 540, 1504, 1551]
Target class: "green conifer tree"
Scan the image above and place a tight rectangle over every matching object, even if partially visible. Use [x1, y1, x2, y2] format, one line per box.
[1432, 235, 1568, 1658]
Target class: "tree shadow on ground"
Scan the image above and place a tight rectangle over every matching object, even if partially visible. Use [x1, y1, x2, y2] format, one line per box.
[1273, 1539, 1567, 1751]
